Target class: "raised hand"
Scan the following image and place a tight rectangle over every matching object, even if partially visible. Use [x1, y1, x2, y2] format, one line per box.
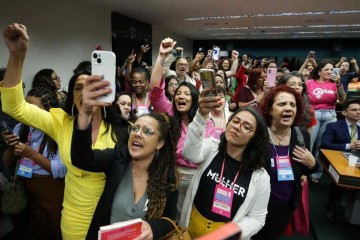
[140, 44, 150, 54]
[159, 38, 177, 57]
[3, 23, 29, 55]
[127, 49, 136, 63]
[198, 88, 221, 119]
[231, 50, 239, 61]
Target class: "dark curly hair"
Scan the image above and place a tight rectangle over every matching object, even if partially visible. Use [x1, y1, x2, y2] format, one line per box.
[259, 85, 304, 127]
[142, 112, 180, 219]
[19, 86, 59, 158]
[172, 82, 199, 128]
[218, 107, 269, 172]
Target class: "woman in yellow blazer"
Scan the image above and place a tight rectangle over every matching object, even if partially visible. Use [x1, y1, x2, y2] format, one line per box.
[1, 23, 129, 239]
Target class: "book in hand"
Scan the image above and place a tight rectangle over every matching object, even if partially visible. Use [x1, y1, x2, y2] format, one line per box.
[98, 218, 142, 240]
[195, 221, 242, 240]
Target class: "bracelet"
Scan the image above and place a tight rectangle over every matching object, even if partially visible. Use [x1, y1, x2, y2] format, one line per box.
[336, 83, 342, 87]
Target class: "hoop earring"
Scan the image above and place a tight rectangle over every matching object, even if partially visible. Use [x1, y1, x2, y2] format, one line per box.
[103, 106, 107, 119]
[71, 104, 75, 117]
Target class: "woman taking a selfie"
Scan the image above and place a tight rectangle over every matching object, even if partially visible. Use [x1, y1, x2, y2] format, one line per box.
[254, 85, 319, 240]
[179, 88, 270, 240]
[1, 23, 129, 239]
[70, 75, 180, 239]
[149, 37, 218, 218]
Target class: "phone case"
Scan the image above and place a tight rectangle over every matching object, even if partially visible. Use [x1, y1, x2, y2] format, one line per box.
[332, 68, 340, 76]
[200, 69, 216, 96]
[91, 50, 116, 103]
[267, 68, 277, 87]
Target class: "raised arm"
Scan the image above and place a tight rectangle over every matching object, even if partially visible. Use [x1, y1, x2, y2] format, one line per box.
[351, 58, 359, 74]
[149, 38, 177, 90]
[125, 50, 136, 84]
[225, 50, 239, 77]
[136, 44, 150, 65]
[182, 88, 220, 164]
[2, 23, 29, 88]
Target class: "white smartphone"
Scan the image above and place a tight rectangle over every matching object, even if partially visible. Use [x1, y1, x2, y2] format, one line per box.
[212, 45, 220, 61]
[91, 50, 116, 103]
[267, 68, 277, 87]
[200, 69, 217, 96]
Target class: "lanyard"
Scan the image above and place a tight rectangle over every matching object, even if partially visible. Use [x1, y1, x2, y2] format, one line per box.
[268, 128, 290, 156]
[210, 111, 226, 130]
[218, 155, 241, 187]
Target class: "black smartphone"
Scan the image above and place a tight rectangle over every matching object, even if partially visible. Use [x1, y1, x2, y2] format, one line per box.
[0, 121, 12, 134]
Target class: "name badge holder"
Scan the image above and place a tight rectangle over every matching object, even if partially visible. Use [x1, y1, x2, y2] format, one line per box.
[268, 128, 294, 181]
[212, 157, 241, 218]
[17, 158, 35, 178]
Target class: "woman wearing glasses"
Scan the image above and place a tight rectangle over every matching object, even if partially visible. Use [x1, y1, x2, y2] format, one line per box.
[179, 88, 271, 240]
[254, 85, 319, 240]
[70, 76, 180, 240]
[164, 75, 179, 102]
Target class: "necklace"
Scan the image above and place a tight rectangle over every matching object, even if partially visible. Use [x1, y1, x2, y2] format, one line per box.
[132, 168, 148, 178]
[270, 129, 290, 146]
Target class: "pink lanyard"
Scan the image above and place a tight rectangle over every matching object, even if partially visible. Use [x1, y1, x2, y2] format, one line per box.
[133, 93, 148, 109]
[218, 156, 241, 187]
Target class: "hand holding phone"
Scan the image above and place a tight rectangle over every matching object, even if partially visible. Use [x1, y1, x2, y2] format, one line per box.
[332, 68, 340, 76]
[0, 121, 19, 146]
[308, 51, 315, 59]
[200, 69, 217, 96]
[91, 50, 116, 103]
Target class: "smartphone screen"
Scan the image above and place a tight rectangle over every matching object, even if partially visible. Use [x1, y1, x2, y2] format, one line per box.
[267, 68, 277, 87]
[212, 46, 220, 61]
[200, 69, 216, 96]
[91, 50, 116, 103]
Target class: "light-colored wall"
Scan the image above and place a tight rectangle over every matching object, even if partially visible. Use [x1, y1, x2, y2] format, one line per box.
[0, 0, 112, 93]
[152, 25, 193, 64]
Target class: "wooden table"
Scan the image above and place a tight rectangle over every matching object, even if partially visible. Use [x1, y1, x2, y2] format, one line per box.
[319, 149, 360, 190]
[319, 149, 360, 225]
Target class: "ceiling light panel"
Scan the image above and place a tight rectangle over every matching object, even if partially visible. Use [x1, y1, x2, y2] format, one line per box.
[185, 10, 360, 21]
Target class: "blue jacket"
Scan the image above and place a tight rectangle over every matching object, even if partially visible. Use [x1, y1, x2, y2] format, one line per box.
[321, 119, 360, 151]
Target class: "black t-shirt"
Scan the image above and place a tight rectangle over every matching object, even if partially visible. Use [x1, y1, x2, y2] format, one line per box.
[194, 152, 252, 222]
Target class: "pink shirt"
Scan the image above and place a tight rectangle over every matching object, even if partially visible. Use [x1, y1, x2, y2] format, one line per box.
[306, 79, 337, 110]
[149, 79, 218, 168]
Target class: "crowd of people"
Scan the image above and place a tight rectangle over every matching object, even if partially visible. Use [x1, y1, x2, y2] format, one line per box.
[0, 23, 359, 240]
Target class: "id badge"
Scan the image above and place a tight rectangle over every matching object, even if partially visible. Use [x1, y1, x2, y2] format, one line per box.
[17, 158, 35, 178]
[276, 155, 294, 181]
[211, 184, 234, 218]
[136, 104, 149, 116]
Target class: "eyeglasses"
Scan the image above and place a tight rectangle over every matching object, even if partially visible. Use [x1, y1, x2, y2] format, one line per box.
[168, 83, 179, 87]
[131, 80, 146, 85]
[52, 76, 60, 81]
[230, 118, 255, 133]
[128, 125, 159, 137]
[287, 82, 304, 88]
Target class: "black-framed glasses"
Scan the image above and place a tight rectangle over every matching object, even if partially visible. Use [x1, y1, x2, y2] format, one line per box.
[128, 125, 159, 137]
[287, 82, 304, 88]
[230, 118, 255, 133]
